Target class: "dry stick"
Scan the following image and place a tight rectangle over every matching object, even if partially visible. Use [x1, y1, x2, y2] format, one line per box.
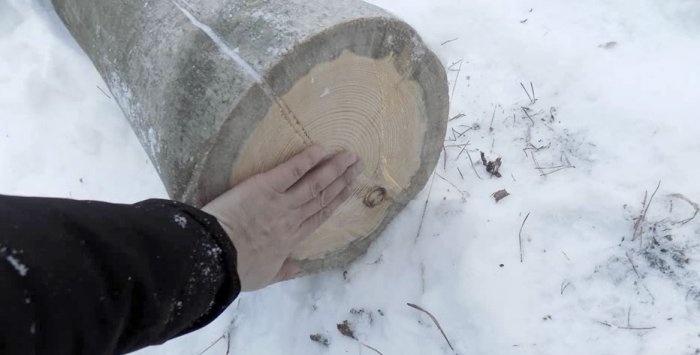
[441, 37, 459, 46]
[489, 105, 497, 131]
[414, 173, 437, 243]
[465, 150, 484, 180]
[407, 303, 455, 351]
[530, 81, 536, 102]
[457, 167, 464, 180]
[519, 213, 531, 263]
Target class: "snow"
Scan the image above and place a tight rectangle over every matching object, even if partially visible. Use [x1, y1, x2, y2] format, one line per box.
[174, 213, 188, 229]
[6, 254, 28, 276]
[2, 0, 700, 354]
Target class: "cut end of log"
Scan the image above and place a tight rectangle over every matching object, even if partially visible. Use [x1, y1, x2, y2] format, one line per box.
[216, 19, 448, 272]
[229, 50, 430, 263]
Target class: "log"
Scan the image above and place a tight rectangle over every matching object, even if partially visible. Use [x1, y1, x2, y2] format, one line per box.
[51, 0, 448, 273]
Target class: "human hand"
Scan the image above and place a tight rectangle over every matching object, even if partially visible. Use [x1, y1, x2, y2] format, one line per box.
[202, 145, 363, 291]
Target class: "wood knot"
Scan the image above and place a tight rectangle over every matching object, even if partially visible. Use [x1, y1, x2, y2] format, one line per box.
[363, 186, 386, 208]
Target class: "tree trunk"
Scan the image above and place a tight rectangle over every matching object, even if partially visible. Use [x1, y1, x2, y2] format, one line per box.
[50, 0, 448, 273]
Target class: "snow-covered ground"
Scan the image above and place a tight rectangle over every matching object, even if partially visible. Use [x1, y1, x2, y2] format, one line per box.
[2, 0, 700, 354]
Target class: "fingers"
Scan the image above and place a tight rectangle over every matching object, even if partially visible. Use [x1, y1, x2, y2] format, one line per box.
[285, 151, 358, 207]
[297, 184, 354, 238]
[298, 160, 363, 219]
[262, 145, 329, 193]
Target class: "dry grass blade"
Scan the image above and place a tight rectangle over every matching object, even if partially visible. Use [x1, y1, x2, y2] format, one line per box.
[414, 173, 436, 242]
[465, 150, 483, 180]
[520, 82, 533, 103]
[359, 342, 385, 355]
[407, 303, 455, 351]
[435, 172, 468, 199]
[633, 181, 661, 243]
[196, 334, 225, 355]
[596, 320, 655, 331]
[441, 37, 459, 46]
[449, 113, 466, 121]
[519, 212, 531, 263]
[450, 60, 463, 99]
[668, 193, 700, 225]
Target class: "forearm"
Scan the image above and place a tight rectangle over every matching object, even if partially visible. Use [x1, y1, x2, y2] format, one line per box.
[0, 195, 240, 355]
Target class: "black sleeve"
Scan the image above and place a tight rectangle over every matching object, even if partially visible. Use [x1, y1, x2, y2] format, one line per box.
[0, 195, 241, 355]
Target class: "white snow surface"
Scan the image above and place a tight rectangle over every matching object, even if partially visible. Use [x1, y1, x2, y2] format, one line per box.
[2, 0, 700, 354]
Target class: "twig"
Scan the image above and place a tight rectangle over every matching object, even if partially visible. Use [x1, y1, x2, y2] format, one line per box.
[519, 213, 531, 263]
[407, 303, 454, 351]
[489, 105, 497, 132]
[530, 82, 536, 103]
[465, 150, 483, 180]
[457, 167, 464, 180]
[414, 173, 436, 242]
[441, 37, 459, 46]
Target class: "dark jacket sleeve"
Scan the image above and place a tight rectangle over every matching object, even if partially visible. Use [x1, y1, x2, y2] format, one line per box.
[0, 195, 241, 355]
